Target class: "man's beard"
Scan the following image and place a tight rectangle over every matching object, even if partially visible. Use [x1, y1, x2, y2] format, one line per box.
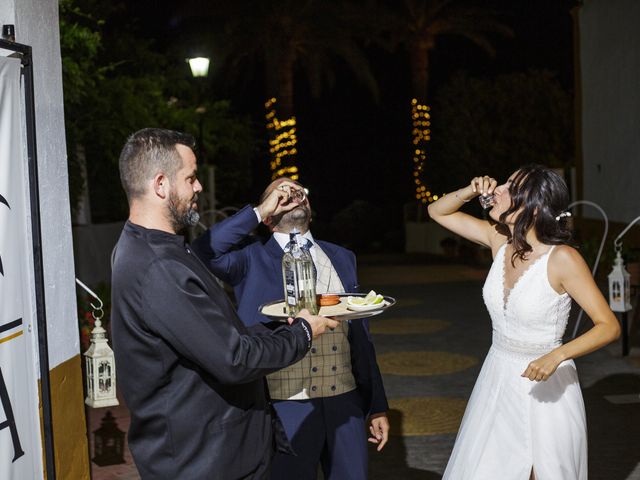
[168, 190, 200, 232]
[272, 204, 311, 232]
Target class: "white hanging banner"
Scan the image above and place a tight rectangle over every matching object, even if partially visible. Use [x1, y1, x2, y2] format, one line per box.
[0, 56, 45, 479]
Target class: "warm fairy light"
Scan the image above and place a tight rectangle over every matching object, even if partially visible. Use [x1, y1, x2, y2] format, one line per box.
[411, 98, 437, 203]
[410, 98, 443, 204]
[265, 98, 300, 180]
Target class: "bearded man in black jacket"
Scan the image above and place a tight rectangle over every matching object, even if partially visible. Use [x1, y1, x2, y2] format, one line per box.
[111, 128, 337, 479]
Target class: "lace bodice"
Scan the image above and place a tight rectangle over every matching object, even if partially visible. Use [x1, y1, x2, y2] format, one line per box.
[483, 243, 572, 346]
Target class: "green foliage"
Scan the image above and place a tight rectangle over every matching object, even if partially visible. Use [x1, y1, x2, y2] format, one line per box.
[60, 0, 257, 222]
[200, 101, 256, 207]
[428, 70, 573, 192]
[59, 0, 103, 216]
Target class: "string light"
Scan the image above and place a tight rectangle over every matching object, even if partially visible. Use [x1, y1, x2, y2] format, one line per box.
[411, 98, 441, 204]
[265, 97, 300, 181]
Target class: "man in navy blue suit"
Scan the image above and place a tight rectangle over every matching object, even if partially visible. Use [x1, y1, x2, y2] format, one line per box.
[193, 178, 389, 480]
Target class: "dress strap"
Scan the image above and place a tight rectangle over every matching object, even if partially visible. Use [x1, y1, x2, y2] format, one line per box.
[540, 245, 558, 272]
[543, 245, 557, 264]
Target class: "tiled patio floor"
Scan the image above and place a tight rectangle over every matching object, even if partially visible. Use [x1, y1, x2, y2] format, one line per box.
[87, 259, 640, 480]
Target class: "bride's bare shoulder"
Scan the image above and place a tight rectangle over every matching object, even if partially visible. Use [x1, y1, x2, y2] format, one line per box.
[549, 244, 590, 276]
[550, 244, 584, 264]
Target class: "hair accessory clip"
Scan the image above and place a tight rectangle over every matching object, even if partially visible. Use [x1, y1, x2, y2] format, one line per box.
[555, 211, 572, 221]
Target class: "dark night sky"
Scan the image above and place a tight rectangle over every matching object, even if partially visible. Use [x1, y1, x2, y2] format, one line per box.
[119, 0, 575, 240]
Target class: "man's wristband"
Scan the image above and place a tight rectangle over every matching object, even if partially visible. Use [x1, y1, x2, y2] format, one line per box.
[292, 317, 312, 349]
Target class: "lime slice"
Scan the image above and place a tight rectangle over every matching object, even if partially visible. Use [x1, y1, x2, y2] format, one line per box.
[372, 294, 384, 305]
[362, 290, 377, 304]
[348, 296, 366, 305]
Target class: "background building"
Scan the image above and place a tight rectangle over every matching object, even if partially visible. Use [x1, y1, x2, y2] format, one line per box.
[576, 0, 640, 228]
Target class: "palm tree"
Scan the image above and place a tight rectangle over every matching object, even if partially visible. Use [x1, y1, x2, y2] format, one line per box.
[383, 0, 512, 204]
[208, 0, 379, 180]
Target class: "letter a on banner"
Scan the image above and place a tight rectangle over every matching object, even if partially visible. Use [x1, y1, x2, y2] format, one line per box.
[0, 56, 45, 479]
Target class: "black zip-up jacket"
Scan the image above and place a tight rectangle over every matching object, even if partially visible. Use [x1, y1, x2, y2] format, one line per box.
[111, 221, 312, 479]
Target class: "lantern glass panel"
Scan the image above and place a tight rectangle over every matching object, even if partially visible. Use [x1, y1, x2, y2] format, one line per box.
[613, 281, 621, 302]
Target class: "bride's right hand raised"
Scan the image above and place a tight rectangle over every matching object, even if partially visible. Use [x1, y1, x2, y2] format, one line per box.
[427, 174, 501, 249]
[469, 175, 498, 197]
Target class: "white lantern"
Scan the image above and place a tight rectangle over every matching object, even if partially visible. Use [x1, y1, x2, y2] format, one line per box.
[608, 249, 632, 312]
[84, 314, 119, 408]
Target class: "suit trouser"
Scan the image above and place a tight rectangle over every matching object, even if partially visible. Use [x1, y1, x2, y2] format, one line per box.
[270, 390, 368, 480]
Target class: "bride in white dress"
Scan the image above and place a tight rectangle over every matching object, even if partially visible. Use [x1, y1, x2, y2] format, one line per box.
[428, 165, 621, 480]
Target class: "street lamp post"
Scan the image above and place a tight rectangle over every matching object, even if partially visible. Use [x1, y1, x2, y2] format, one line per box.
[187, 56, 210, 160]
[187, 56, 216, 214]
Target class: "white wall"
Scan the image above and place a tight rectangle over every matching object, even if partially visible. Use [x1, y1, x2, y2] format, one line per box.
[579, 0, 640, 223]
[1, 0, 79, 368]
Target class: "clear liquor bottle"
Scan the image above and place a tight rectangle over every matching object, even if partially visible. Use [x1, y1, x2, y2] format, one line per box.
[282, 230, 318, 316]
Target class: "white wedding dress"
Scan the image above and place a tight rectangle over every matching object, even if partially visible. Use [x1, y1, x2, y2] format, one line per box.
[443, 243, 587, 480]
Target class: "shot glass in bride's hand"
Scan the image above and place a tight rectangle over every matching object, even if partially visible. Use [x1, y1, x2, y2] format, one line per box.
[470, 175, 497, 203]
[479, 194, 496, 210]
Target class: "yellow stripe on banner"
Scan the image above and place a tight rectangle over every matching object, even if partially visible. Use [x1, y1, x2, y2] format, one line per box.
[46, 354, 91, 479]
[0, 330, 24, 344]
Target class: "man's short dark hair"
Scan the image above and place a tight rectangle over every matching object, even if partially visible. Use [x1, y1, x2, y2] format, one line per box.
[119, 128, 196, 200]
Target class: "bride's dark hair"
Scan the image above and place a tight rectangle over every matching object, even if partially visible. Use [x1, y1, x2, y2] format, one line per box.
[495, 164, 573, 265]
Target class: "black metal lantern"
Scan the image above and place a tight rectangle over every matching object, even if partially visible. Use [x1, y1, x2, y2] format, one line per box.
[92, 411, 125, 466]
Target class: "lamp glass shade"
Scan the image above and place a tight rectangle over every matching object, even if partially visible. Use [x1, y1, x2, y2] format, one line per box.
[188, 57, 210, 78]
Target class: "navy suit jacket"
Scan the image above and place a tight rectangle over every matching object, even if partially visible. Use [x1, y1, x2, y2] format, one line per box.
[193, 205, 388, 415]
